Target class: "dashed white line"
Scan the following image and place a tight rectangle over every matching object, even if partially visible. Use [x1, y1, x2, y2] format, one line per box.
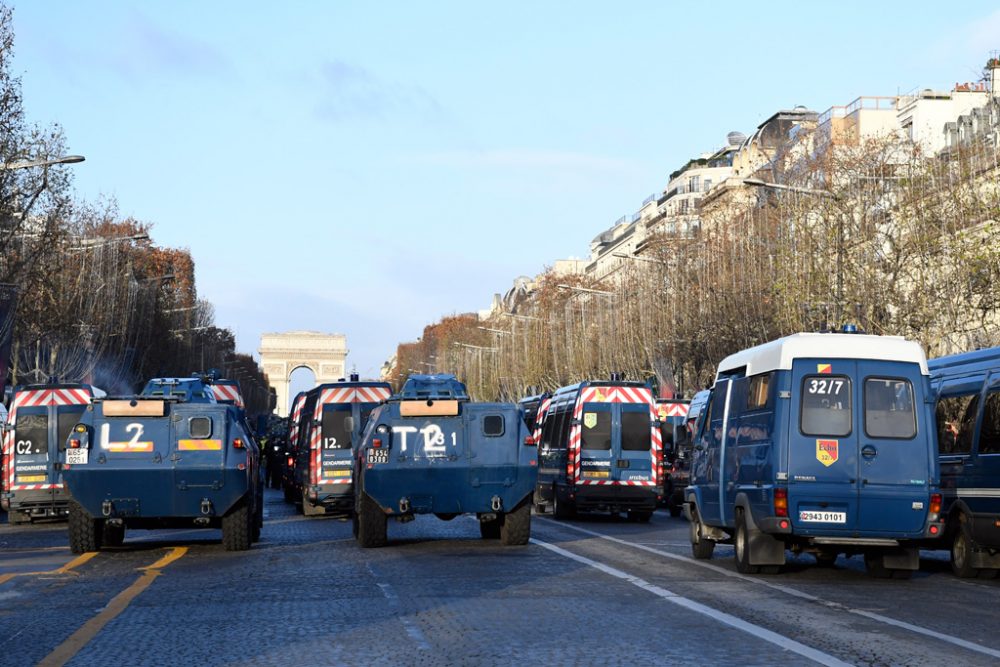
[531, 537, 851, 667]
[367, 563, 431, 651]
[540, 518, 1000, 661]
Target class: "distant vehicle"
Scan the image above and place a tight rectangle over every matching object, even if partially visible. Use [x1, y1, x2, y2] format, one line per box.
[353, 374, 536, 548]
[656, 398, 690, 517]
[534, 376, 662, 522]
[928, 346, 1000, 577]
[685, 329, 944, 578]
[517, 392, 549, 435]
[685, 389, 710, 435]
[2, 381, 105, 523]
[292, 375, 391, 516]
[61, 379, 263, 552]
[283, 391, 308, 503]
[140, 376, 218, 403]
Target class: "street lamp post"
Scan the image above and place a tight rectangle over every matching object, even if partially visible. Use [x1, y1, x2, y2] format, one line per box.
[0, 155, 85, 171]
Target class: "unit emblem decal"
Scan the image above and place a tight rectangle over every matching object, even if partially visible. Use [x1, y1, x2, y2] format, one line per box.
[816, 439, 839, 467]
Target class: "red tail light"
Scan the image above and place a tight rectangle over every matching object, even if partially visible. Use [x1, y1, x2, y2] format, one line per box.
[372, 438, 382, 449]
[233, 439, 245, 449]
[69, 439, 81, 449]
[287, 456, 294, 467]
[930, 493, 942, 515]
[774, 488, 788, 517]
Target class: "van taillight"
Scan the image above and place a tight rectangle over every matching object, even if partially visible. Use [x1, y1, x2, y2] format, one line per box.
[69, 439, 81, 449]
[930, 493, 942, 515]
[233, 438, 245, 449]
[774, 488, 788, 517]
[372, 438, 382, 449]
[287, 456, 294, 467]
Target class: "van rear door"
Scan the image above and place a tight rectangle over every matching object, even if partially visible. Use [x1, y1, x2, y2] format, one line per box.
[11, 406, 49, 489]
[619, 403, 656, 486]
[787, 360, 860, 532]
[855, 362, 929, 534]
[319, 404, 354, 483]
[578, 402, 613, 484]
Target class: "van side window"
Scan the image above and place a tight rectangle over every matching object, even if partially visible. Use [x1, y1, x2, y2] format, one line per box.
[540, 407, 558, 448]
[554, 408, 572, 448]
[935, 394, 978, 455]
[483, 415, 504, 437]
[747, 373, 771, 410]
[800, 375, 852, 437]
[980, 390, 1000, 454]
[864, 378, 916, 439]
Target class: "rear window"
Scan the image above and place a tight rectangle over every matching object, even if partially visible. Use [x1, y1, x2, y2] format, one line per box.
[864, 378, 916, 439]
[622, 406, 651, 451]
[321, 405, 352, 449]
[14, 411, 47, 455]
[800, 375, 852, 437]
[483, 415, 504, 437]
[57, 407, 87, 446]
[580, 404, 611, 450]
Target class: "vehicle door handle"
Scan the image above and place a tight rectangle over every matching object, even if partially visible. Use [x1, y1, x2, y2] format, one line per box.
[861, 445, 877, 460]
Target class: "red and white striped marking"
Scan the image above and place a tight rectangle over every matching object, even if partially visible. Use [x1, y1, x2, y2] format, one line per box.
[288, 394, 307, 449]
[568, 385, 661, 488]
[310, 385, 391, 485]
[3, 387, 93, 492]
[657, 402, 689, 418]
[531, 396, 552, 444]
[211, 384, 245, 408]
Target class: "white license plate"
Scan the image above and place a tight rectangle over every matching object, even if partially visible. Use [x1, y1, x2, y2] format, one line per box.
[799, 510, 846, 523]
[65, 449, 89, 465]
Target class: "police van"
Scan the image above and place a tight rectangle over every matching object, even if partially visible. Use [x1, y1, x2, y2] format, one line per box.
[534, 376, 662, 521]
[928, 346, 1000, 577]
[2, 382, 105, 523]
[282, 391, 308, 503]
[685, 330, 944, 577]
[293, 376, 391, 516]
[518, 392, 549, 437]
[657, 398, 691, 517]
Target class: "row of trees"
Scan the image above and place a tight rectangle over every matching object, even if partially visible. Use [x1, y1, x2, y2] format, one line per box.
[392, 102, 1000, 401]
[0, 4, 270, 413]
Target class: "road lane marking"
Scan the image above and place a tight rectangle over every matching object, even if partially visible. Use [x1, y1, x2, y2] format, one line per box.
[531, 537, 851, 667]
[366, 562, 431, 651]
[37, 547, 188, 667]
[541, 519, 1000, 661]
[0, 551, 99, 584]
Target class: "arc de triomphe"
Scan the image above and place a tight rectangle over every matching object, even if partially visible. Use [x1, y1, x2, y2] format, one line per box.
[258, 331, 348, 416]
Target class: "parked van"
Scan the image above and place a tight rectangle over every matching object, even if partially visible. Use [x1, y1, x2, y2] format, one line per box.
[535, 377, 662, 521]
[656, 398, 690, 517]
[928, 346, 1000, 577]
[2, 382, 105, 523]
[685, 330, 944, 577]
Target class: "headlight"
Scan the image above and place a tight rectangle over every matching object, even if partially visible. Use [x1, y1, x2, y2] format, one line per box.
[375, 424, 389, 435]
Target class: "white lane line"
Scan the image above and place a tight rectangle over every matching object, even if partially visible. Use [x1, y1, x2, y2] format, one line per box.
[366, 563, 431, 651]
[542, 519, 1000, 661]
[531, 537, 850, 667]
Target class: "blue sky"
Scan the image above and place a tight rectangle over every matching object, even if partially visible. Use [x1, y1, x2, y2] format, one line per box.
[11, 1, 1000, 390]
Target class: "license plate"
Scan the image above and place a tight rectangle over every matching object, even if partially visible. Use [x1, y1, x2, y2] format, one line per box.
[799, 510, 846, 523]
[324, 469, 351, 477]
[582, 470, 609, 478]
[17, 474, 46, 483]
[368, 450, 388, 464]
[65, 449, 89, 465]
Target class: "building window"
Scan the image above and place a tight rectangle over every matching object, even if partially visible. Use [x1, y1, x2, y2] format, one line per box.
[690, 176, 700, 192]
[703, 178, 712, 192]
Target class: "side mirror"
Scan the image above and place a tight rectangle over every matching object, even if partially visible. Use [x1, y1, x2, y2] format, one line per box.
[344, 416, 355, 432]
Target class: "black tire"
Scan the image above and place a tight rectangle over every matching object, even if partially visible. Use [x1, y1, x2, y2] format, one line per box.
[356, 493, 387, 548]
[814, 552, 838, 568]
[951, 514, 980, 579]
[628, 510, 653, 523]
[552, 486, 575, 520]
[222, 501, 252, 551]
[500, 502, 531, 546]
[689, 504, 715, 560]
[668, 504, 682, 518]
[102, 522, 125, 548]
[68, 501, 101, 554]
[480, 518, 501, 539]
[734, 511, 760, 574]
[864, 552, 893, 579]
[282, 483, 295, 504]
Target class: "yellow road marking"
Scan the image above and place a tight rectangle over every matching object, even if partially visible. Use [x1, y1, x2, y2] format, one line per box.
[54, 551, 99, 575]
[37, 547, 187, 667]
[0, 573, 15, 586]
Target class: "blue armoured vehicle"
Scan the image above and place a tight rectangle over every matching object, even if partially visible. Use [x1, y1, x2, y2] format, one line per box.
[60, 376, 263, 552]
[352, 374, 537, 547]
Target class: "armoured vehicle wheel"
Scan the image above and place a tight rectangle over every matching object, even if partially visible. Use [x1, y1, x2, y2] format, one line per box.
[667, 503, 682, 518]
[951, 514, 980, 579]
[689, 504, 714, 560]
[68, 501, 101, 554]
[356, 493, 387, 548]
[222, 501, 252, 551]
[500, 502, 531, 546]
[552, 487, 575, 520]
[102, 522, 125, 548]
[480, 518, 500, 539]
[814, 552, 838, 568]
[734, 511, 760, 574]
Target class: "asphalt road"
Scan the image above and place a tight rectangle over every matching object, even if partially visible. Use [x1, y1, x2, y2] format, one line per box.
[1, 489, 998, 667]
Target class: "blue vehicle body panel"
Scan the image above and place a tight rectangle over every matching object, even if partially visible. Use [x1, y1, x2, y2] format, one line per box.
[687, 332, 942, 560]
[62, 399, 255, 523]
[356, 375, 536, 517]
[929, 346, 1000, 551]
